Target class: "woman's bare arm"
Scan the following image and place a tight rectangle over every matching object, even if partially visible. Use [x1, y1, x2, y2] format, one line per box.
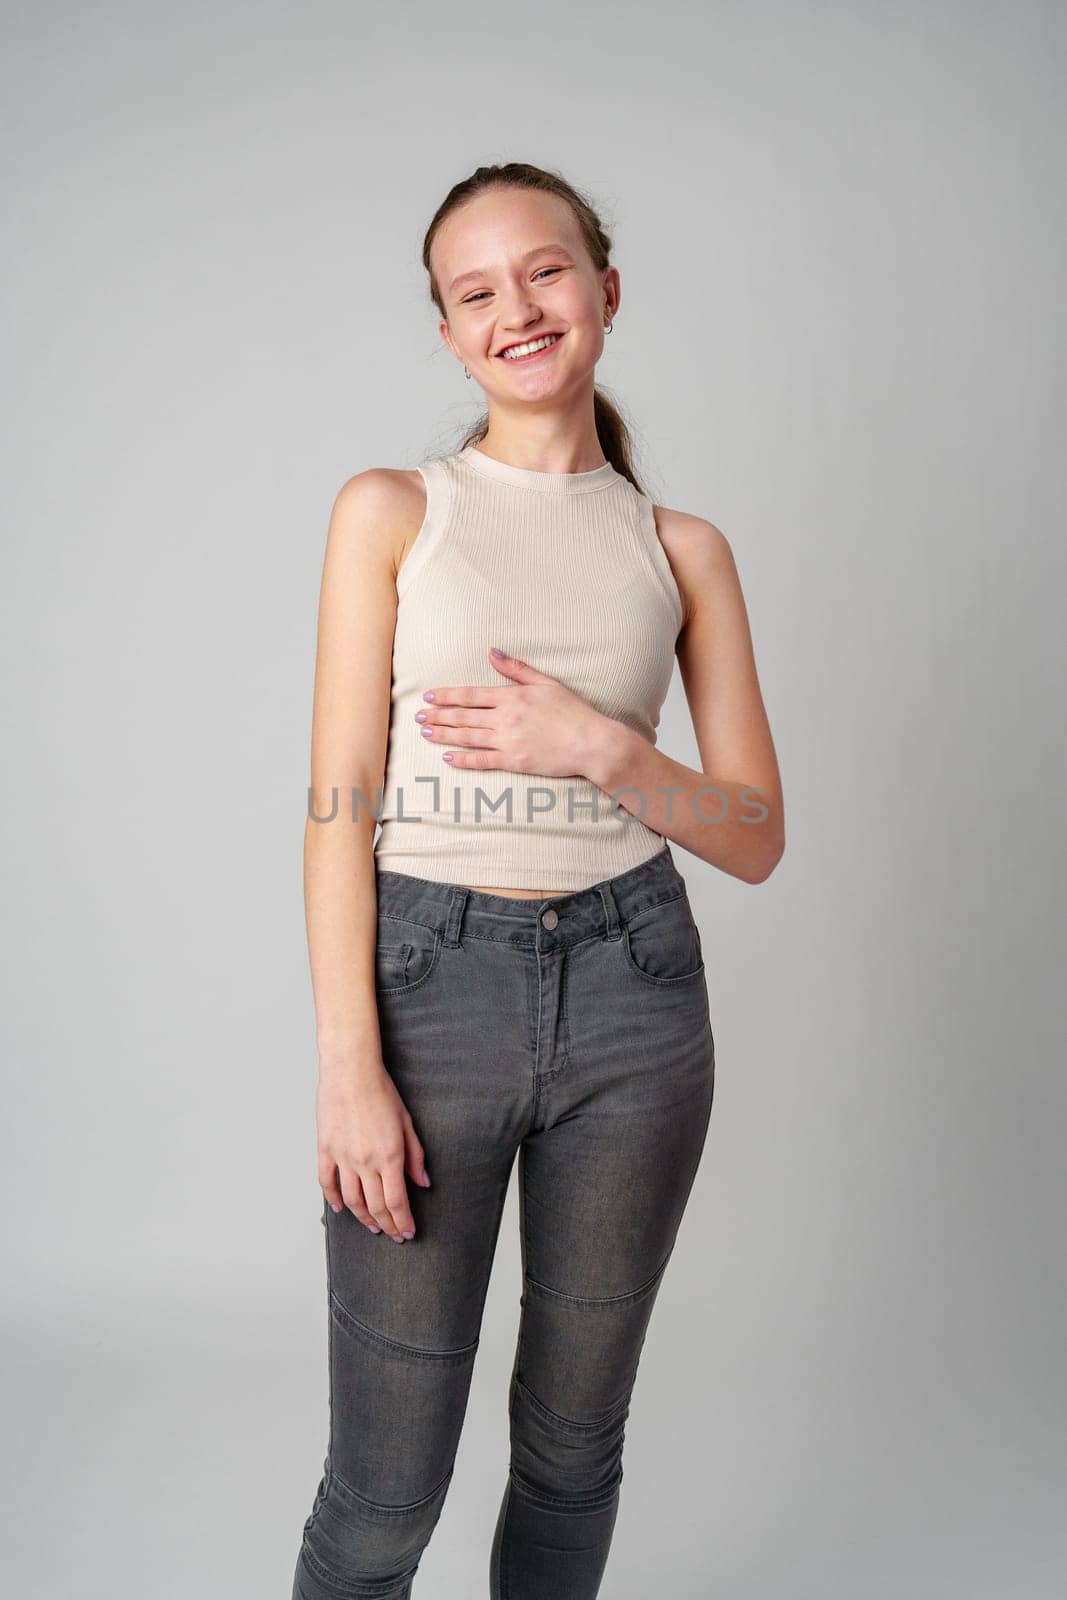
[586, 506, 785, 883]
[304, 466, 431, 1239]
[305, 469, 402, 1065]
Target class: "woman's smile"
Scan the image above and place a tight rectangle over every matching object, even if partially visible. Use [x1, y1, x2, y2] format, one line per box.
[496, 331, 564, 364]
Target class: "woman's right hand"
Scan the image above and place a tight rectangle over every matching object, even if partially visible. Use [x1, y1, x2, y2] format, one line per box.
[317, 1062, 431, 1243]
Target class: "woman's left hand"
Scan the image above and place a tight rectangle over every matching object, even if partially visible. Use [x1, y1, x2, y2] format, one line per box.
[414, 647, 610, 779]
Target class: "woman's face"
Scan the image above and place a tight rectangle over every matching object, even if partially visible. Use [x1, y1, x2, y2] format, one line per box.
[434, 188, 619, 402]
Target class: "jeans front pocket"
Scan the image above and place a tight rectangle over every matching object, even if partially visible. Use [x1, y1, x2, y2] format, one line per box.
[374, 914, 442, 997]
[374, 941, 413, 990]
[621, 892, 705, 987]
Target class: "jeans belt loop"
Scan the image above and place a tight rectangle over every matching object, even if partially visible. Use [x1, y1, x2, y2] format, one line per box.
[597, 880, 623, 942]
[442, 886, 469, 948]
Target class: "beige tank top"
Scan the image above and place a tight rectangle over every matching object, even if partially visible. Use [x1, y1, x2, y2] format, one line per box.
[371, 444, 684, 890]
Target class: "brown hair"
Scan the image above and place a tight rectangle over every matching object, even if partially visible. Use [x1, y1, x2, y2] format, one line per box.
[422, 162, 647, 494]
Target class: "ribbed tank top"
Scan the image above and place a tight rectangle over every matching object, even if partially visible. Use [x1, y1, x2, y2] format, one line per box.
[371, 443, 684, 890]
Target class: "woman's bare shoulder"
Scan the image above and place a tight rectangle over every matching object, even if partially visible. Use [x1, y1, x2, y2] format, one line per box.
[328, 466, 425, 527]
[647, 500, 734, 628]
[325, 466, 428, 580]
[650, 499, 731, 555]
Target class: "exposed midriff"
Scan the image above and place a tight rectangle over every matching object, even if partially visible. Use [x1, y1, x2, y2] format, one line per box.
[464, 885, 570, 900]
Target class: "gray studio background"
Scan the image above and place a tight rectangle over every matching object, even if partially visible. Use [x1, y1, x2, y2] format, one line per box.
[3, 2, 1063, 1596]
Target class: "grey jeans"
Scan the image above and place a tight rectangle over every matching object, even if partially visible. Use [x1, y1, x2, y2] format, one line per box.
[291, 842, 716, 1599]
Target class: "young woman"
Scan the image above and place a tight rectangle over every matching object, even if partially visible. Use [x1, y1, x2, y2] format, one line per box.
[292, 162, 784, 1600]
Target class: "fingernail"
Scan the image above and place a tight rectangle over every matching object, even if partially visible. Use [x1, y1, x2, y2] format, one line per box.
[490, 647, 505, 658]
[367, 1224, 382, 1233]
[420, 1170, 431, 1186]
[391, 1234, 404, 1244]
[402, 1231, 414, 1241]
[330, 1203, 342, 1213]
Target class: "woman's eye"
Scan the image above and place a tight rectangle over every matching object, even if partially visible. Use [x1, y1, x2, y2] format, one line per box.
[463, 268, 563, 305]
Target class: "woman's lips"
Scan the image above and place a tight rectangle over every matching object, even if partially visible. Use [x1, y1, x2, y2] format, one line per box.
[496, 333, 564, 364]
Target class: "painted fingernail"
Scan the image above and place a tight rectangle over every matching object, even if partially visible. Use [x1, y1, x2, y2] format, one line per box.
[415, 711, 427, 722]
[402, 1231, 415, 1240]
[367, 1224, 382, 1233]
[421, 727, 434, 738]
[423, 691, 435, 701]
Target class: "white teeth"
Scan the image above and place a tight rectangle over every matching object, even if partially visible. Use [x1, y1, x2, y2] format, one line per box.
[501, 334, 561, 360]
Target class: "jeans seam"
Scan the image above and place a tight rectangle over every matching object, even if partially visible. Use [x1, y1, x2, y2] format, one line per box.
[324, 1220, 335, 1470]
[523, 1245, 672, 1309]
[327, 1459, 455, 1516]
[301, 1539, 420, 1595]
[376, 911, 439, 937]
[508, 1461, 622, 1511]
[455, 928, 611, 954]
[515, 1373, 632, 1433]
[328, 1289, 480, 1360]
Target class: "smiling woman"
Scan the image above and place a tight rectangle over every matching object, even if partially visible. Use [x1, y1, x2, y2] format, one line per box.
[293, 160, 783, 1600]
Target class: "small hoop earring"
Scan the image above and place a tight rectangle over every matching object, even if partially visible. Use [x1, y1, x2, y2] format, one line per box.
[463, 364, 471, 379]
[604, 319, 614, 334]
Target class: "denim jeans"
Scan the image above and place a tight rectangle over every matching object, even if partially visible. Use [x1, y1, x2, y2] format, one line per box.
[291, 842, 716, 1599]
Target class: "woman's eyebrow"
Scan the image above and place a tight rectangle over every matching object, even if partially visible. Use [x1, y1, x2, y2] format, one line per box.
[448, 245, 574, 295]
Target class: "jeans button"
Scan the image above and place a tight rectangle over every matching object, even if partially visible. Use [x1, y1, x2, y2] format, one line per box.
[541, 907, 559, 929]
